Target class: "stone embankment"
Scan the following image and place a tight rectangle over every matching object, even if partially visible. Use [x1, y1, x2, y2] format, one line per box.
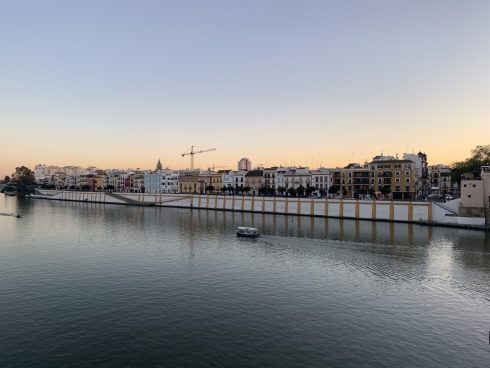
[35, 190, 488, 230]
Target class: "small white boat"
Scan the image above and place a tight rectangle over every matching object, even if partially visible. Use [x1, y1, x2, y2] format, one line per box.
[0, 212, 21, 218]
[29, 194, 49, 199]
[236, 227, 260, 238]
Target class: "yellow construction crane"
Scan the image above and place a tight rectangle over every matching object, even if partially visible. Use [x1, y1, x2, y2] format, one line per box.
[181, 146, 216, 170]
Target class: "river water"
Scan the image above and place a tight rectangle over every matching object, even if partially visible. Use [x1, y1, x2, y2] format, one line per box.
[0, 196, 489, 367]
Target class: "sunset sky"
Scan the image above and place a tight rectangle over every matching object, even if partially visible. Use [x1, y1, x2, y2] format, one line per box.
[1, 0, 489, 178]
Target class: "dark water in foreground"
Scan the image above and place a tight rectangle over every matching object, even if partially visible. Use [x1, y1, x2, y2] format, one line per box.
[0, 196, 489, 368]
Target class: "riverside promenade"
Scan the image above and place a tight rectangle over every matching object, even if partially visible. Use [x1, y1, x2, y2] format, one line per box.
[34, 190, 487, 229]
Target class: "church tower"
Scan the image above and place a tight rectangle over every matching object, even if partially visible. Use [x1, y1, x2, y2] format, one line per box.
[156, 159, 162, 171]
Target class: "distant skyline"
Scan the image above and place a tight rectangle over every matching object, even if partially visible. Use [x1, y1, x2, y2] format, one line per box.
[1, 0, 489, 178]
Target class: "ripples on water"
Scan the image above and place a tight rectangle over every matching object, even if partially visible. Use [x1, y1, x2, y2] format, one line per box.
[0, 196, 489, 368]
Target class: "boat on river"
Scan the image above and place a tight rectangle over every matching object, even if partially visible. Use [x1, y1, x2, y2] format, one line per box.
[0, 212, 21, 218]
[236, 227, 260, 238]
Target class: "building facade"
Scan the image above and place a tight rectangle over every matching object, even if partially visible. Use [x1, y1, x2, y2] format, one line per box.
[237, 158, 252, 171]
[245, 170, 264, 195]
[369, 157, 416, 200]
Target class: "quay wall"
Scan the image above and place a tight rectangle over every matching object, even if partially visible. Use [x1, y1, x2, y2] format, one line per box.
[36, 190, 486, 228]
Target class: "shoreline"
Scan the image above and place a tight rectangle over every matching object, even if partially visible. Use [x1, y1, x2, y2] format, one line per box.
[26, 190, 489, 231]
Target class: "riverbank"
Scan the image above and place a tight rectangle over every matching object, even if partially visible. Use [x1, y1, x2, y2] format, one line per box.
[31, 190, 488, 230]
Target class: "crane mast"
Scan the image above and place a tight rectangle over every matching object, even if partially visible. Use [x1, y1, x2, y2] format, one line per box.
[181, 146, 216, 170]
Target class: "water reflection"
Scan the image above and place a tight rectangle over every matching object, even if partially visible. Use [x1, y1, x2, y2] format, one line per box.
[1, 196, 489, 368]
[3, 196, 489, 250]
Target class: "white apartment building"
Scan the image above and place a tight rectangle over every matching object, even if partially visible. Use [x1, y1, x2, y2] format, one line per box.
[263, 167, 278, 190]
[144, 171, 180, 194]
[65, 175, 80, 189]
[311, 169, 332, 191]
[403, 152, 429, 199]
[221, 170, 234, 190]
[162, 171, 180, 193]
[284, 167, 311, 189]
[107, 172, 120, 191]
[275, 167, 289, 190]
[144, 172, 163, 194]
[34, 164, 48, 182]
[233, 171, 247, 189]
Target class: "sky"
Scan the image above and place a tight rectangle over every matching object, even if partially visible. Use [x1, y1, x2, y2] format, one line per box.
[1, 0, 489, 177]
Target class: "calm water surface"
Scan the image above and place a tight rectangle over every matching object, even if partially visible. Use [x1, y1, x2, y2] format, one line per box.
[1, 196, 489, 367]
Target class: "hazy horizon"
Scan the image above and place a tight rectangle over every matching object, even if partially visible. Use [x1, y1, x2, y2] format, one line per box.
[1, 0, 489, 177]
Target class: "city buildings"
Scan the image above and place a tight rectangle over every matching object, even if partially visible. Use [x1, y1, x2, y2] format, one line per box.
[245, 170, 264, 195]
[429, 165, 452, 197]
[369, 155, 416, 200]
[237, 158, 252, 171]
[311, 168, 332, 192]
[332, 164, 370, 197]
[460, 166, 490, 223]
[32, 149, 464, 201]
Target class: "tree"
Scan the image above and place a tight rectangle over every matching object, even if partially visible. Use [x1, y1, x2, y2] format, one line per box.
[258, 186, 267, 196]
[328, 185, 340, 195]
[288, 187, 297, 197]
[380, 186, 391, 196]
[451, 145, 490, 183]
[81, 184, 91, 191]
[3, 175, 10, 183]
[205, 185, 214, 193]
[221, 185, 228, 193]
[12, 166, 35, 185]
[11, 166, 36, 194]
[296, 185, 305, 197]
[305, 185, 315, 197]
[266, 186, 276, 196]
[277, 186, 286, 196]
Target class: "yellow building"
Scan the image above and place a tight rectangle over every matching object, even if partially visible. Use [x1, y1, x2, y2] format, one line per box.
[179, 171, 201, 194]
[95, 175, 105, 191]
[369, 158, 416, 200]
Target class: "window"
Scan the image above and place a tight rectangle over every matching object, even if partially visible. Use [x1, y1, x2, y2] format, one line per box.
[395, 171, 400, 176]
[468, 195, 471, 198]
[395, 178, 400, 183]
[405, 171, 410, 176]
[405, 178, 410, 183]
[473, 184, 476, 188]
[464, 184, 467, 187]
